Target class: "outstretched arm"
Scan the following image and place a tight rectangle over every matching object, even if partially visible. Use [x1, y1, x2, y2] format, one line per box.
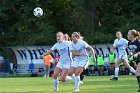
[87, 45, 96, 62]
[40, 49, 53, 58]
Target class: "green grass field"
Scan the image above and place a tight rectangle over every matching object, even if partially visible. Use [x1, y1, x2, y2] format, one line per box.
[0, 76, 138, 93]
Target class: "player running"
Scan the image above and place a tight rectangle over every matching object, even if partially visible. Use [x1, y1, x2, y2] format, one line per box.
[40, 32, 73, 91]
[110, 31, 136, 81]
[127, 29, 140, 92]
[68, 32, 96, 92]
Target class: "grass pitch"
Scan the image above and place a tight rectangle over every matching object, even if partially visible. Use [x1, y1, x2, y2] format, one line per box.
[0, 76, 138, 93]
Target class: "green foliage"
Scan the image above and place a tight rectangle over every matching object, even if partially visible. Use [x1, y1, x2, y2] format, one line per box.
[0, 0, 140, 47]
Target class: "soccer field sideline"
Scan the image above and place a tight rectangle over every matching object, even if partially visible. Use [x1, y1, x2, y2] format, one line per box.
[0, 76, 138, 93]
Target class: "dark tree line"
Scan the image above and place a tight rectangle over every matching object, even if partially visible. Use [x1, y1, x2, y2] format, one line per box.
[0, 0, 140, 56]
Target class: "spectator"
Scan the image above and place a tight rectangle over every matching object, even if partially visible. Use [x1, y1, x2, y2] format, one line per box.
[108, 51, 116, 75]
[97, 51, 104, 76]
[43, 50, 54, 78]
[88, 53, 96, 76]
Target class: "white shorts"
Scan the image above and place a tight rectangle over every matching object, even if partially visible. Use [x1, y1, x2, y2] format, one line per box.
[118, 54, 128, 62]
[71, 59, 89, 69]
[56, 62, 70, 69]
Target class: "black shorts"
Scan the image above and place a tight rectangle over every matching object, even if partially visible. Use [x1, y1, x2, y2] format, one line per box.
[89, 65, 94, 67]
[110, 63, 115, 65]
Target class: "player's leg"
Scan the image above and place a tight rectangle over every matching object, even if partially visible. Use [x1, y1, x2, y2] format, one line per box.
[122, 60, 136, 74]
[74, 66, 84, 92]
[136, 63, 140, 92]
[110, 58, 122, 80]
[68, 66, 76, 76]
[110, 63, 115, 75]
[80, 70, 85, 81]
[101, 65, 104, 76]
[79, 70, 85, 85]
[89, 65, 95, 75]
[60, 68, 69, 82]
[98, 66, 101, 76]
[47, 66, 50, 77]
[44, 65, 48, 77]
[53, 67, 62, 91]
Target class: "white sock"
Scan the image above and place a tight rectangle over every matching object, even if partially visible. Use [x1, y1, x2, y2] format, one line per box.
[71, 74, 75, 80]
[66, 76, 73, 81]
[115, 68, 119, 77]
[74, 76, 80, 89]
[129, 67, 136, 74]
[53, 79, 59, 89]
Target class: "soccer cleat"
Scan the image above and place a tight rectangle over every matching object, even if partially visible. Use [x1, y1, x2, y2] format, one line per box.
[110, 77, 118, 81]
[74, 88, 79, 92]
[79, 81, 83, 85]
[54, 88, 59, 92]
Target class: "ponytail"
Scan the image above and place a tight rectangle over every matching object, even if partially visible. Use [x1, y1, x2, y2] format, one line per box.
[64, 34, 71, 41]
[73, 32, 84, 40]
[129, 29, 140, 41]
[136, 31, 140, 41]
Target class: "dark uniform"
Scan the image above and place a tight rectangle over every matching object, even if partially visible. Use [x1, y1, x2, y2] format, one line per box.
[128, 39, 140, 64]
[128, 39, 140, 92]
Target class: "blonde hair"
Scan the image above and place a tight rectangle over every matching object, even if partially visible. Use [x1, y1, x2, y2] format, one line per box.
[64, 34, 71, 41]
[129, 29, 140, 41]
[56, 32, 64, 36]
[72, 32, 84, 40]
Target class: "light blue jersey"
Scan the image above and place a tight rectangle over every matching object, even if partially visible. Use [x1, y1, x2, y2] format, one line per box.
[113, 38, 128, 59]
[51, 41, 72, 64]
[72, 40, 89, 61]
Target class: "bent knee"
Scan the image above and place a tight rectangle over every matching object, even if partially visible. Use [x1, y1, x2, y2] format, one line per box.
[68, 71, 73, 76]
[60, 77, 66, 82]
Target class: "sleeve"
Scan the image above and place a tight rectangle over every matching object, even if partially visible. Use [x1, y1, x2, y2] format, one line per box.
[113, 39, 117, 47]
[51, 43, 57, 50]
[68, 42, 73, 51]
[82, 41, 89, 48]
[124, 39, 129, 45]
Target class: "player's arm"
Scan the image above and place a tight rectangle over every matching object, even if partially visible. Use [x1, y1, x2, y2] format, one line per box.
[69, 42, 85, 56]
[49, 55, 55, 63]
[40, 44, 56, 58]
[40, 49, 53, 58]
[71, 50, 85, 56]
[111, 39, 118, 52]
[134, 51, 140, 58]
[86, 45, 96, 62]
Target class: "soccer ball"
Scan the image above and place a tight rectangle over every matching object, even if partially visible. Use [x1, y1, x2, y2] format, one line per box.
[33, 7, 43, 17]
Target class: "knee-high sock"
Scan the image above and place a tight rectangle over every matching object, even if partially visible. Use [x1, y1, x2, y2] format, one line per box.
[129, 67, 136, 74]
[74, 76, 80, 89]
[137, 76, 140, 89]
[65, 76, 73, 81]
[53, 79, 59, 89]
[115, 68, 119, 77]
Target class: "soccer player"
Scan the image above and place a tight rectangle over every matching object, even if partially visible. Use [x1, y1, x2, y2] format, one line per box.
[68, 32, 96, 92]
[110, 31, 136, 81]
[127, 29, 140, 92]
[40, 32, 73, 91]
